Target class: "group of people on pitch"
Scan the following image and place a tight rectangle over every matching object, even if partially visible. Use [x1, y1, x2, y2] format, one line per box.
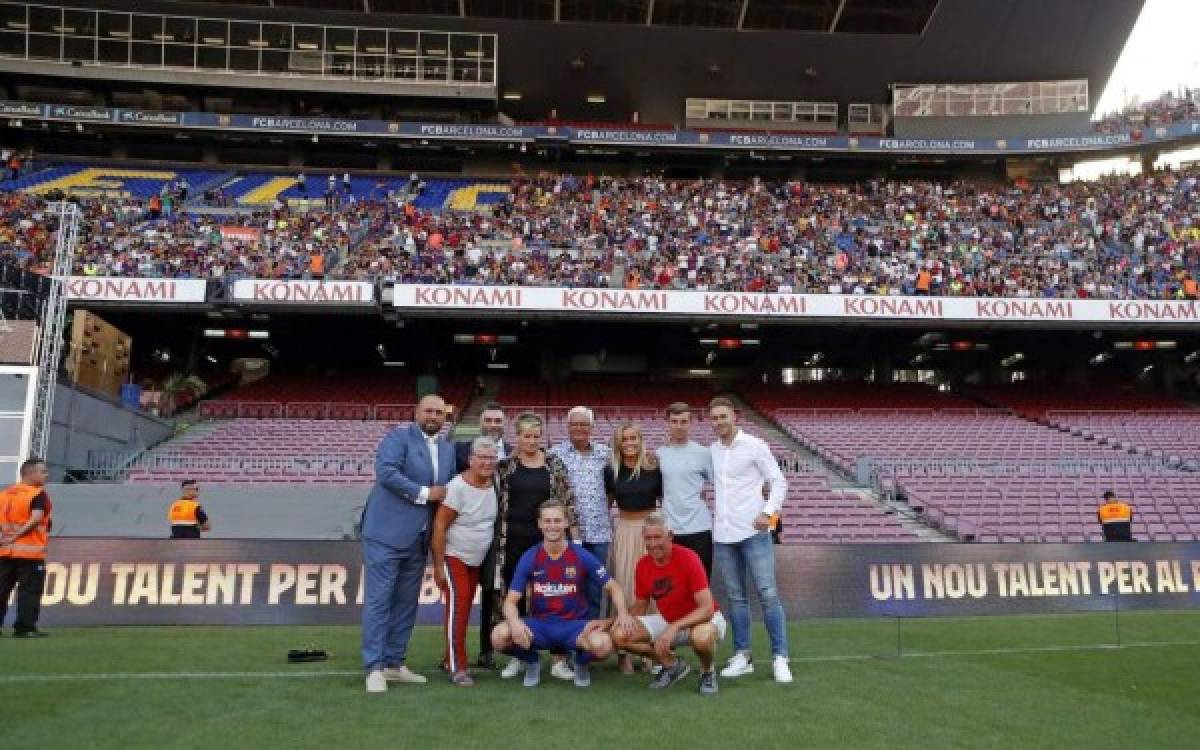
[359, 396, 792, 695]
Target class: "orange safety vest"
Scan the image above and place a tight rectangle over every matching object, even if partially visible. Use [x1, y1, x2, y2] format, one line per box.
[916, 271, 932, 291]
[0, 483, 51, 560]
[1098, 501, 1132, 524]
[309, 253, 325, 275]
[168, 499, 201, 528]
[1184, 279, 1198, 297]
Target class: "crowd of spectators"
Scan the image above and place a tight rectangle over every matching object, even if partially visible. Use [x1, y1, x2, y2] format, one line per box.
[2, 166, 1199, 300]
[1093, 89, 1199, 134]
[0, 190, 376, 281]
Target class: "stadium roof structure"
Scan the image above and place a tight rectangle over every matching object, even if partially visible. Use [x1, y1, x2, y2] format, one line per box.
[161, 0, 941, 34]
[31, 0, 1144, 122]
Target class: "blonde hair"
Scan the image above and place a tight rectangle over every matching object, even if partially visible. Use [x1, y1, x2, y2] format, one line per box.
[610, 422, 657, 479]
[514, 412, 544, 436]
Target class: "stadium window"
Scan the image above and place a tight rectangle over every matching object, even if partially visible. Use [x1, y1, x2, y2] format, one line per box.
[1009, 371, 1027, 383]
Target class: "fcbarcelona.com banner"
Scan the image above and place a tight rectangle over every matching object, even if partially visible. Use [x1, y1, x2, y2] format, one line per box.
[4, 99, 1200, 155]
[394, 285, 1200, 325]
[36, 539, 1200, 626]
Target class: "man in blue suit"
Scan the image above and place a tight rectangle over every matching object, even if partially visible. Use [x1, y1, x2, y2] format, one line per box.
[362, 393, 457, 693]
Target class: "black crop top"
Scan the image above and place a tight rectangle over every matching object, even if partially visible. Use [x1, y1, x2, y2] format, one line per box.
[603, 463, 663, 512]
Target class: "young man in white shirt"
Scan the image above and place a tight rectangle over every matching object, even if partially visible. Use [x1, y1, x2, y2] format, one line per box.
[707, 397, 792, 684]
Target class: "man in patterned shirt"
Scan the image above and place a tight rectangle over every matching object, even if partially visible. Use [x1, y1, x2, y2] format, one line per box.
[550, 405, 612, 619]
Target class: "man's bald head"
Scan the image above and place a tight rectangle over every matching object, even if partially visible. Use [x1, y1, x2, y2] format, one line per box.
[416, 394, 447, 436]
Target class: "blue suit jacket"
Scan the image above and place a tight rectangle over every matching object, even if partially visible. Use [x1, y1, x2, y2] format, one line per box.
[361, 423, 456, 551]
[455, 439, 513, 473]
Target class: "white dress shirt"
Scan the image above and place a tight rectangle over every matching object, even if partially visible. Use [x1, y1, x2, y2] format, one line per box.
[710, 429, 787, 544]
[417, 433, 440, 504]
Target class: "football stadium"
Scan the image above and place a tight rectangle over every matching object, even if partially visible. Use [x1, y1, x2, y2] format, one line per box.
[3, 0, 1200, 746]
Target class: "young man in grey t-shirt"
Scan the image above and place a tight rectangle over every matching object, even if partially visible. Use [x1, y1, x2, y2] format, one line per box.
[655, 402, 714, 577]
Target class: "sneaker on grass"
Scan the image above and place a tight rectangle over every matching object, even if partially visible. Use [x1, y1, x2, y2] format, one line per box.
[719, 651, 753, 678]
[523, 660, 542, 688]
[649, 660, 691, 690]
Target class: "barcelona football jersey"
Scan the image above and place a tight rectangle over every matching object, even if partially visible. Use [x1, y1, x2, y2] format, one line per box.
[510, 542, 610, 621]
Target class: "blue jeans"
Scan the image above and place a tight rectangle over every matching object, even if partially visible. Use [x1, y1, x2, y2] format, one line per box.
[715, 531, 788, 658]
[582, 542, 610, 619]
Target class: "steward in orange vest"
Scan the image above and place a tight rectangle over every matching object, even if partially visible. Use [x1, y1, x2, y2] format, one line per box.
[1183, 275, 1198, 301]
[169, 479, 210, 539]
[1097, 491, 1133, 542]
[0, 458, 52, 637]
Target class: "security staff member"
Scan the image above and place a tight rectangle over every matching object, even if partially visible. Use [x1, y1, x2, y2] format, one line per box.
[0, 458, 53, 637]
[168, 479, 211, 539]
[1098, 491, 1133, 542]
[1183, 274, 1198, 301]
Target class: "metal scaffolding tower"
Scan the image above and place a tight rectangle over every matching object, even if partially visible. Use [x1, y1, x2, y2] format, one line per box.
[29, 201, 80, 460]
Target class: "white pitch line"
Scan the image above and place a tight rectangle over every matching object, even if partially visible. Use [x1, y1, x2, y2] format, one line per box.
[0, 670, 363, 683]
[792, 639, 1200, 663]
[3, 640, 1199, 683]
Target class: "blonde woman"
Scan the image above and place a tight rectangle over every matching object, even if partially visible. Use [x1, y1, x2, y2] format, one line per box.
[604, 422, 663, 674]
[490, 412, 578, 680]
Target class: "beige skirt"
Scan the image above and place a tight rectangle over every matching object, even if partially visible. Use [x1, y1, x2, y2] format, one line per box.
[608, 516, 651, 615]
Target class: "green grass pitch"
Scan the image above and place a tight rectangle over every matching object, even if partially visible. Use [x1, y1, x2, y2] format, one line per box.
[4, 612, 1200, 749]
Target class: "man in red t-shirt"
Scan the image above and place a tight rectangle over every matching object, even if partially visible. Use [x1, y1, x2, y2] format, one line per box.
[611, 512, 727, 696]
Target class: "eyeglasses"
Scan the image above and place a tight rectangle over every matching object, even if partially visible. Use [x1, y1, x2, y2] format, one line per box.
[472, 454, 499, 461]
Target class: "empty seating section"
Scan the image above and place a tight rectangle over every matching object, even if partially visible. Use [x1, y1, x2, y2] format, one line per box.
[198, 374, 472, 420]
[1044, 410, 1200, 466]
[744, 383, 978, 412]
[783, 486, 916, 544]
[127, 419, 399, 485]
[970, 385, 1185, 418]
[774, 410, 1121, 472]
[898, 474, 1200, 543]
[135, 376, 1200, 544]
[752, 384, 1200, 543]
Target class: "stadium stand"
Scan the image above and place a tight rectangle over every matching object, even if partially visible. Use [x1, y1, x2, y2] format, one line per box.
[1093, 89, 1200, 133]
[197, 373, 472, 419]
[3, 165, 1199, 299]
[0, 165, 227, 200]
[968, 384, 1188, 418]
[121, 374, 913, 543]
[744, 383, 1200, 544]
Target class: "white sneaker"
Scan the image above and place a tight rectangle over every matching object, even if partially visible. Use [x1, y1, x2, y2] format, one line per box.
[500, 659, 525, 679]
[382, 665, 427, 684]
[772, 655, 793, 684]
[719, 652, 754, 678]
[550, 659, 575, 681]
[365, 670, 387, 693]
